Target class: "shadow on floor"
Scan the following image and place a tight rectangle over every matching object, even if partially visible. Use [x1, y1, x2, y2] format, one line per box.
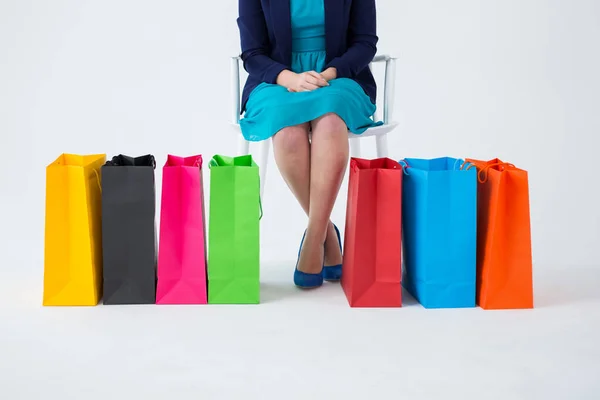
[258, 264, 600, 308]
[260, 281, 305, 303]
[532, 266, 600, 308]
[402, 288, 420, 307]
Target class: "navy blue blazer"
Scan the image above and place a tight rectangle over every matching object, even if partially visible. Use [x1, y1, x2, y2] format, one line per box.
[237, 0, 378, 112]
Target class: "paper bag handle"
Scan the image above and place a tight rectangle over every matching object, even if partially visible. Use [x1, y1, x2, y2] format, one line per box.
[454, 158, 474, 171]
[464, 161, 516, 183]
[398, 159, 410, 175]
[93, 169, 102, 193]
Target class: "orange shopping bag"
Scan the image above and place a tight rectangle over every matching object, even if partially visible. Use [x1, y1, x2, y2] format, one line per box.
[465, 158, 533, 309]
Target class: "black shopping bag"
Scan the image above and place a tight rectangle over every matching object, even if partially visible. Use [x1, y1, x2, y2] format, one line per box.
[101, 154, 157, 304]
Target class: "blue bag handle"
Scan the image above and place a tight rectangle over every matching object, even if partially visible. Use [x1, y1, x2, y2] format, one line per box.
[399, 159, 410, 175]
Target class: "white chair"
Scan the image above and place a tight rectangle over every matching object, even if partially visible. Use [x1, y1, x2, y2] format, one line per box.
[230, 55, 398, 197]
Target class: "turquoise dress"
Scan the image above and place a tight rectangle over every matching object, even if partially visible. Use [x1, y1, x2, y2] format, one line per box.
[239, 0, 382, 142]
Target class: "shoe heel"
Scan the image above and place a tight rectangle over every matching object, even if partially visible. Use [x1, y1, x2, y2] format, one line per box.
[323, 224, 343, 282]
[294, 231, 323, 289]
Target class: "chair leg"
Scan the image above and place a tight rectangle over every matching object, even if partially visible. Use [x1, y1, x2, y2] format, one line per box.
[375, 134, 389, 158]
[349, 138, 361, 158]
[258, 139, 270, 198]
[237, 135, 250, 156]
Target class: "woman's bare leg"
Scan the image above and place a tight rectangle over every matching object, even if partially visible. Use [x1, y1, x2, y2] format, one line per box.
[272, 123, 311, 214]
[297, 113, 349, 274]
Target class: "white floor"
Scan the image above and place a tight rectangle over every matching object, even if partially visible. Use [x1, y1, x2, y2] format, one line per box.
[2, 263, 600, 400]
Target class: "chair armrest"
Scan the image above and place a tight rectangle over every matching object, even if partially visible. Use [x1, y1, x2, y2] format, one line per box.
[382, 57, 397, 124]
[369, 55, 397, 124]
[372, 54, 393, 63]
[231, 57, 241, 124]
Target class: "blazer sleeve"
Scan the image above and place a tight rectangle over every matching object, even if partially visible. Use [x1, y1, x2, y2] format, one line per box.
[238, 0, 289, 84]
[325, 0, 378, 78]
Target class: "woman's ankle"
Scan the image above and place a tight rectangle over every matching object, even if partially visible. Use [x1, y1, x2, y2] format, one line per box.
[305, 223, 328, 245]
[297, 240, 324, 273]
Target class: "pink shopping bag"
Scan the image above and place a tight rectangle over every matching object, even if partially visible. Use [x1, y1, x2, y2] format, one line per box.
[156, 155, 208, 304]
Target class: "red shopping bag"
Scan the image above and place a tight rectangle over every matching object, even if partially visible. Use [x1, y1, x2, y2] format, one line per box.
[341, 158, 403, 307]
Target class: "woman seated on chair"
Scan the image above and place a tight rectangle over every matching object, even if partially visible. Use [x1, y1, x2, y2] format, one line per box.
[238, 0, 381, 288]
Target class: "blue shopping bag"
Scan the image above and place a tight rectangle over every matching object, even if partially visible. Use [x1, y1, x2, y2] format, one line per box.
[400, 157, 477, 308]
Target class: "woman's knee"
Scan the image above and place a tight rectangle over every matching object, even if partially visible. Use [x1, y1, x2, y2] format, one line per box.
[273, 124, 309, 154]
[312, 113, 347, 135]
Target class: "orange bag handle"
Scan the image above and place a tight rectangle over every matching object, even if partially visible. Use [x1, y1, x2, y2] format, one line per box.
[462, 161, 515, 183]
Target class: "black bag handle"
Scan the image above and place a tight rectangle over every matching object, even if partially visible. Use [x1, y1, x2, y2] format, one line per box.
[105, 154, 156, 169]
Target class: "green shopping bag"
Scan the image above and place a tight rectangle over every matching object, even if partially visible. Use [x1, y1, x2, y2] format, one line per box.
[208, 155, 261, 304]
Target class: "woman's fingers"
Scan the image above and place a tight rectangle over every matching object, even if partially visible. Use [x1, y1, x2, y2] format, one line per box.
[300, 82, 319, 91]
[306, 71, 329, 86]
[288, 71, 329, 92]
[304, 75, 321, 87]
[306, 70, 326, 80]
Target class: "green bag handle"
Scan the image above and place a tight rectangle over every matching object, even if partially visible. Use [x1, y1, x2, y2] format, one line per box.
[209, 155, 263, 220]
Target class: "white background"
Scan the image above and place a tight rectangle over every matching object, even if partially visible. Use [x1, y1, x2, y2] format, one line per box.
[1, 1, 600, 399]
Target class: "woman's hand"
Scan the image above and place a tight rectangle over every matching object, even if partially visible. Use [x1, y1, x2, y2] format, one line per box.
[277, 70, 329, 92]
[321, 67, 338, 82]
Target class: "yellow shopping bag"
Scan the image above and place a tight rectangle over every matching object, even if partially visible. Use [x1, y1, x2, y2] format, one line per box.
[43, 154, 106, 306]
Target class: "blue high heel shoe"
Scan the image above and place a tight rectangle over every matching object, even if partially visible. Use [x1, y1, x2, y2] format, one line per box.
[322, 224, 343, 282]
[294, 231, 324, 289]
